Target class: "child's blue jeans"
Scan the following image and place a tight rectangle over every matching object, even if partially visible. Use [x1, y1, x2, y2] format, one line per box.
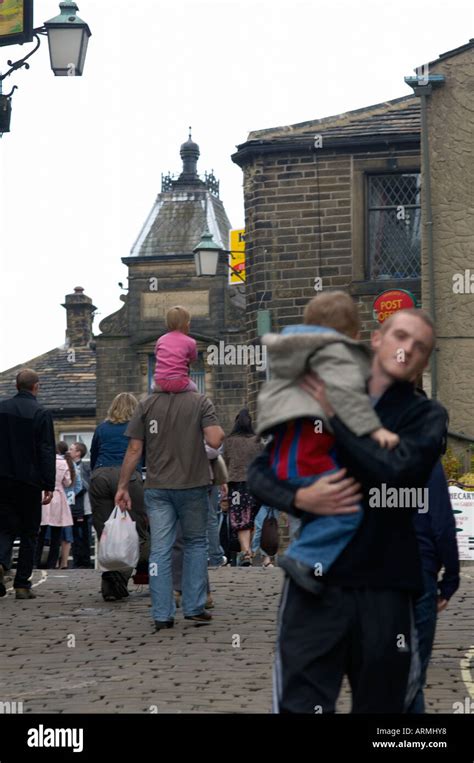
[284, 472, 363, 573]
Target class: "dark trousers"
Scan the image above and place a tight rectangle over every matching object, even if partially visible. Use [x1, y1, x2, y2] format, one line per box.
[35, 525, 62, 569]
[408, 570, 438, 713]
[89, 466, 148, 595]
[0, 479, 42, 589]
[72, 515, 92, 568]
[274, 578, 419, 713]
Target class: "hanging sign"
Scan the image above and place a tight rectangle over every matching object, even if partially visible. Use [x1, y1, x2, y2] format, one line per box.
[448, 482, 474, 561]
[0, 1, 33, 48]
[229, 229, 245, 285]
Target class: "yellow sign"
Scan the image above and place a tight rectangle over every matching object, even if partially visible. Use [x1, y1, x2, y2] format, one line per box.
[229, 229, 245, 284]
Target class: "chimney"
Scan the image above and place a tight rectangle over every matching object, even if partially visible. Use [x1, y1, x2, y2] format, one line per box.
[62, 287, 96, 347]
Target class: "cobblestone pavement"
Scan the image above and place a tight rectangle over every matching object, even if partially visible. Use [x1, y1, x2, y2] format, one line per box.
[0, 566, 473, 714]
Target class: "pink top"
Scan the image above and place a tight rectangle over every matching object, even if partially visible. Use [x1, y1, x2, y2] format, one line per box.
[41, 456, 74, 527]
[155, 330, 198, 381]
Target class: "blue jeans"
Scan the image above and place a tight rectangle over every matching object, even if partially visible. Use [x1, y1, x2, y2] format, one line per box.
[207, 486, 224, 566]
[284, 472, 362, 572]
[145, 487, 209, 621]
[252, 505, 271, 555]
[408, 570, 438, 713]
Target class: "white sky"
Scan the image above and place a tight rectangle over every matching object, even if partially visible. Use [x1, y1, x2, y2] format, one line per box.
[0, 0, 472, 371]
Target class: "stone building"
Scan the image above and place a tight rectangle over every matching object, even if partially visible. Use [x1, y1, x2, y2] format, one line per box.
[96, 134, 247, 433]
[232, 39, 474, 448]
[412, 40, 474, 444]
[232, 95, 422, 416]
[0, 287, 97, 452]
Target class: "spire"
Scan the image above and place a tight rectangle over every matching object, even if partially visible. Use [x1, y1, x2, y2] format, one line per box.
[178, 126, 200, 182]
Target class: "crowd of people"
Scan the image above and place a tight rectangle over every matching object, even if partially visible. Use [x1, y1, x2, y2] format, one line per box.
[0, 298, 461, 714]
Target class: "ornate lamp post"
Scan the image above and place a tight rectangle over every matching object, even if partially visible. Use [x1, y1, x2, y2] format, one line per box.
[193, 230, 246, 283]
[0, 2, 92, 134]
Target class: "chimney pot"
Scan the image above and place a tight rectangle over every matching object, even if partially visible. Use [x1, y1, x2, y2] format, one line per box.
[62, 287, 96, 347]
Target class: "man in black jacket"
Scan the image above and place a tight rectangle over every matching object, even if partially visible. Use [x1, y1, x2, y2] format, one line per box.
[248, 309, 448, 713]
[0, 369, 56, 599]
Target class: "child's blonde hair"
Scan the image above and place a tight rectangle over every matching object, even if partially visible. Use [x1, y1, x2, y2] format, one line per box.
[303, 291, 360, 338]
[166, 305, 191, 331]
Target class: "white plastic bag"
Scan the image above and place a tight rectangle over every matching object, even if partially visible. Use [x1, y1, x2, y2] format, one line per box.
[98, 507, 139, 571]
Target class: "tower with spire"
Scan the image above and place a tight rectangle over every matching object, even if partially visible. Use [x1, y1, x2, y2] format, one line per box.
[95, 133, 247, 432]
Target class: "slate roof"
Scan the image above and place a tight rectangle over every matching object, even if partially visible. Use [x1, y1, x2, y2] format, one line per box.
[0, 346, 96, 417]
[232, 96, 420, 163]
[130, 189, 231, 257]
[424, 38, 474, 67]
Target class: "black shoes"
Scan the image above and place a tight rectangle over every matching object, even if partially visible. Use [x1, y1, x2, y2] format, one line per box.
[101, 571, 129, 601]
[15, 588, 37, 600]
[0, 567, 6, 598]
[184, 611, 212, 624]
[279, 556, 325, 597]
[155, 620, 174, 631]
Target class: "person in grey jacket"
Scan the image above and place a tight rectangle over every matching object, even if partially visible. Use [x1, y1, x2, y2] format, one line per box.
[256, 291, 399, 593]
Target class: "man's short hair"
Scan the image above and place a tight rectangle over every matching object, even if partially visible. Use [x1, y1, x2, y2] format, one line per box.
[16, 369, 39, 391]
[74, 442, 87, 458]
[166, 305, 190, 331]
[380, 308, 436, 346]
[303, 291, 360, 337]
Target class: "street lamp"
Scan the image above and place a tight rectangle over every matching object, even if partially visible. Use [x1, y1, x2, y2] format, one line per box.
[193, 230, 246, 283]
[44, 1, 91, 76]
[0, 2, 91, 134]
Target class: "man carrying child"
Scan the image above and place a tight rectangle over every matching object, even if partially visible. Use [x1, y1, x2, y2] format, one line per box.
[248, 292, 447, 713]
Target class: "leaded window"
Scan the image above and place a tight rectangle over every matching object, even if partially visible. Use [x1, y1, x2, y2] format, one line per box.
[367, 173, 421, 280]
[148, 353, 205, 393]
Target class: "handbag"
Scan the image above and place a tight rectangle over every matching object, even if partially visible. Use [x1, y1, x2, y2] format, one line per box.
[98, 507, 139, 571]
[260, 508, 279, 556]
[211, 455, 228, 486]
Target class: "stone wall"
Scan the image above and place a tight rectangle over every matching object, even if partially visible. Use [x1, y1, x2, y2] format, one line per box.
[240, 146, 421, 421]
[96, 256, 248, 433]
[423, 48, 474, 440]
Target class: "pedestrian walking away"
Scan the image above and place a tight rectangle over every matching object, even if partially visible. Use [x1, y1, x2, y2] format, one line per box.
[34, 445, 74, 570]
[115, 379, 224, 631]
[223, 409, 263, 566]
[89, 393, 149, 602]
[0, 369, 56, 599]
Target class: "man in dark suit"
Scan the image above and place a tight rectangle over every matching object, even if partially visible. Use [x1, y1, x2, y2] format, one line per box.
[0, 369, 56, 599]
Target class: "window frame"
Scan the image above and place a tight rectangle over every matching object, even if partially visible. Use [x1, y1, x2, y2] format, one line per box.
[365, 170, 421, 281]
[58, 431, 94, 462]
[351, 156, 421, 295]
[147, 353, 206, 394]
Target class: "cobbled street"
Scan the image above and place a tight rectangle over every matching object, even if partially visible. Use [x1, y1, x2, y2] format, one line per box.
[1, 566, 474, 714]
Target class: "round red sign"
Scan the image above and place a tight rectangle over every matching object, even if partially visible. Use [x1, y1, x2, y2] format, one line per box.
[373, 289, 417, 324]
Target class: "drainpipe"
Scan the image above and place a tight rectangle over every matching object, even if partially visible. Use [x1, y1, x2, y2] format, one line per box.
[404, 73, 445, 400]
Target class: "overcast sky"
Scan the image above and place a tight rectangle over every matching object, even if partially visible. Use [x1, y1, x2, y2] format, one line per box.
[0, 0, 472, 371]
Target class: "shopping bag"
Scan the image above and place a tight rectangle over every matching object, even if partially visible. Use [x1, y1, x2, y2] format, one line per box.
[98, 507, 139, 571]
[260, 508, 279, 556]
[211, 455, 228, 486]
